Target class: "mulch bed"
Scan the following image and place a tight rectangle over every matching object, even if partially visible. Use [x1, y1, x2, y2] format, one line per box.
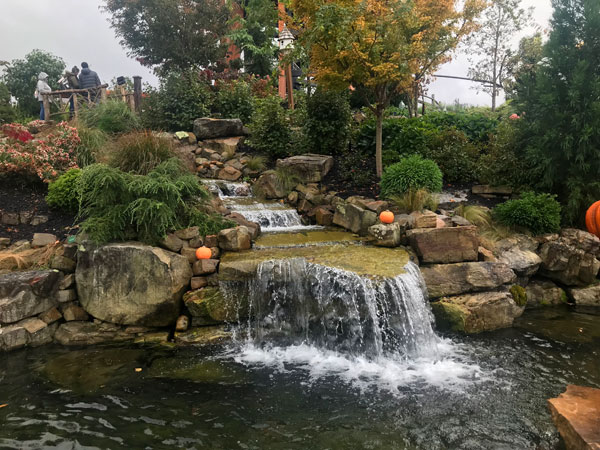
[0, 178, 77, 242]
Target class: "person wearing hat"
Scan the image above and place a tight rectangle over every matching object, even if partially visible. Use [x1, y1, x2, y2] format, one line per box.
[35, 72, 52, 120]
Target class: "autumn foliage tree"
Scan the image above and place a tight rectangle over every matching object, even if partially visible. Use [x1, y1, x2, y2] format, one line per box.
[290, 0, 484, 176]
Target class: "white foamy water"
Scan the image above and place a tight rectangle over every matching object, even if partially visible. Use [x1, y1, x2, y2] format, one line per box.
[230, 339, 486, 394]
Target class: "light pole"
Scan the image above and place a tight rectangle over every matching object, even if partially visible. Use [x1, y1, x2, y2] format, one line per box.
[278, 24, 295, 110]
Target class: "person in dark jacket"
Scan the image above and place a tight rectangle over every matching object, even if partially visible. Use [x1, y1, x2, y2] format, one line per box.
[79, 62, 101, 102]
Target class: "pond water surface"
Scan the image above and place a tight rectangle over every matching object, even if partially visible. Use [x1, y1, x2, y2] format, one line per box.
[0, 306, 598, 450]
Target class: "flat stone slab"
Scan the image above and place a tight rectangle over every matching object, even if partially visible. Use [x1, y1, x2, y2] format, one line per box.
[276, 154, 334, 182]
[220, 244, 409, 280]
[548, 385, 600, 450]
[253, 230, 364, 249]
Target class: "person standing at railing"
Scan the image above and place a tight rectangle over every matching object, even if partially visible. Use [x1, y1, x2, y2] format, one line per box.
[35, 72, 52, 120]
[60, 66, 80, 118]
[79, 62, 101, 102]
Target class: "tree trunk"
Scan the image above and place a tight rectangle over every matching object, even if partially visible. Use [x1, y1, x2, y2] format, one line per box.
[375, 111, 383, 178]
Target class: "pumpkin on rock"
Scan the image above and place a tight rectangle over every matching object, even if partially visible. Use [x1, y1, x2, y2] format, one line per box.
[585, 201, 600, 238]
[379, 210, 394, 224]
[195, 246, 212, 260]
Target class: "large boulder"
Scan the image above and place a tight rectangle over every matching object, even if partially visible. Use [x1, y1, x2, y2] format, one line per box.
[538, 229, 600, 286]
[218, 226, 252, 251]
[498, 247, 542, 277]
[193, 118, 246, 140]
[0, 270, 62, 324]
[548, 385, 600, 450]
[202, 136, 244, 155]
[431, 290, 525, 333]
[76, 243, 192, 327]
[254, 170, 286, 199]
[333, 202, 377, 235]
[406, 226, 479, 264]
[276, 154, 334, 183]
[567, 284, 600, 306]
[525, 278, 568, 308]
[421, 262, 516, 299]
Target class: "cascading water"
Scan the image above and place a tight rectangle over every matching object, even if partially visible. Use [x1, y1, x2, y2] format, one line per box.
[222, 259, 438, 358]
[219, 257, 481, 392]
[201, 179, 320, 232]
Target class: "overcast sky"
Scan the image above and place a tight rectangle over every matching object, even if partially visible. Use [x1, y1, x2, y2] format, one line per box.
[0, 0, 553, 107]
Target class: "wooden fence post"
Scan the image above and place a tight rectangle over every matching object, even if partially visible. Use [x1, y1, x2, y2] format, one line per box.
[42, 95, 51, 121]
[133, 76, 142, 113]
[73, 94, 79, 119]
[100, 87, 108, 103]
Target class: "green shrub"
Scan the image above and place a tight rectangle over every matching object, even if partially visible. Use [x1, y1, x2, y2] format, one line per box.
[380, 155, 443, 198]
[46, 169, 82, 213]
[110, 131, 175, 175]
[476, 121, 527, 188]
[356, 117, 440, 163]
[74, 123, 108, 167]
[78, 100, 141, 134]
[247, 96, 291, 160]
[421, 110, 498, 143]
[212, 79, 254, 124]
[423, 129, 480, 183]
[142, 70, 213, 131]
[493, 192, 561, 235]
[77, 158, 232, 244]
[303, 89, 351, 155]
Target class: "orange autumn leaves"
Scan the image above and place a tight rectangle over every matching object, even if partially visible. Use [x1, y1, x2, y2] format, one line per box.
[290, 0, 486, 99]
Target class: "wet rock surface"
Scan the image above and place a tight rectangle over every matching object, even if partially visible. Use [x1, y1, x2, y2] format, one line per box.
[548, 385, 600, 450]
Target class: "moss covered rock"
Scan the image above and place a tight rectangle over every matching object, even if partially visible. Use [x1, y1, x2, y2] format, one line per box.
[183, 287, 247, 324]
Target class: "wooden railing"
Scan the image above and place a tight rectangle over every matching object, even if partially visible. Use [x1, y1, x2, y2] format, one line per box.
[40, 76, 142, 121]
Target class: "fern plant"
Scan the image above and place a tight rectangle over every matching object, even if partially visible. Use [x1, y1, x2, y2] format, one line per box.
[77, 158, 233, 244]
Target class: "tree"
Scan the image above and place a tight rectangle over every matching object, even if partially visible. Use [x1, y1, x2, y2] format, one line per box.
[290, 0, 483, 176]
[516, 0, 600, 224]
[465, 0, 534, 111]
[3, 50, 65, 117]
[103, 0, 230, 75]
[504, 33, 544, 99]
[0, 83, 16, 124]
[229, 0, 279, 76]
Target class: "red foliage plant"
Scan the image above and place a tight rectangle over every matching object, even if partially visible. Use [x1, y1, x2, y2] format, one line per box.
[0, 122, 80, 182]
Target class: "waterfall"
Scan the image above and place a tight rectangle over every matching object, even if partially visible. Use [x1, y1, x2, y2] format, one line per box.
[221, 259, 439, 359]
[201, 178, 320, 232]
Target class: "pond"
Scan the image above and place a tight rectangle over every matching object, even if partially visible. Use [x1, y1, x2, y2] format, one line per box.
[0, 306, 598, 450]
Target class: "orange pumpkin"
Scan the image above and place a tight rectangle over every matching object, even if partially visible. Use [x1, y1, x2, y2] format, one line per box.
[585, 201, 600, 237]
[195, 246, 212, 260]
[380, 210, 394, 224]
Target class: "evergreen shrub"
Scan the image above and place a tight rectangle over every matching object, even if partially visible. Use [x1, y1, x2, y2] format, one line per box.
[380, 155, 443, 198]
[493, 192, 561, 235]
[303, 89, 351, 155]
[247, 96, 291, 160]
[46, 168, 81, 213]
[142, 71, 212, 131]
[77, 158, 233, 244]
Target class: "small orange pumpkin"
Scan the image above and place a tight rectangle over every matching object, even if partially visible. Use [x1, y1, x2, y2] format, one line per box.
[585, 201, 600, 238]
[195, 246, 212, 260]
[379, 210, 394, 224]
